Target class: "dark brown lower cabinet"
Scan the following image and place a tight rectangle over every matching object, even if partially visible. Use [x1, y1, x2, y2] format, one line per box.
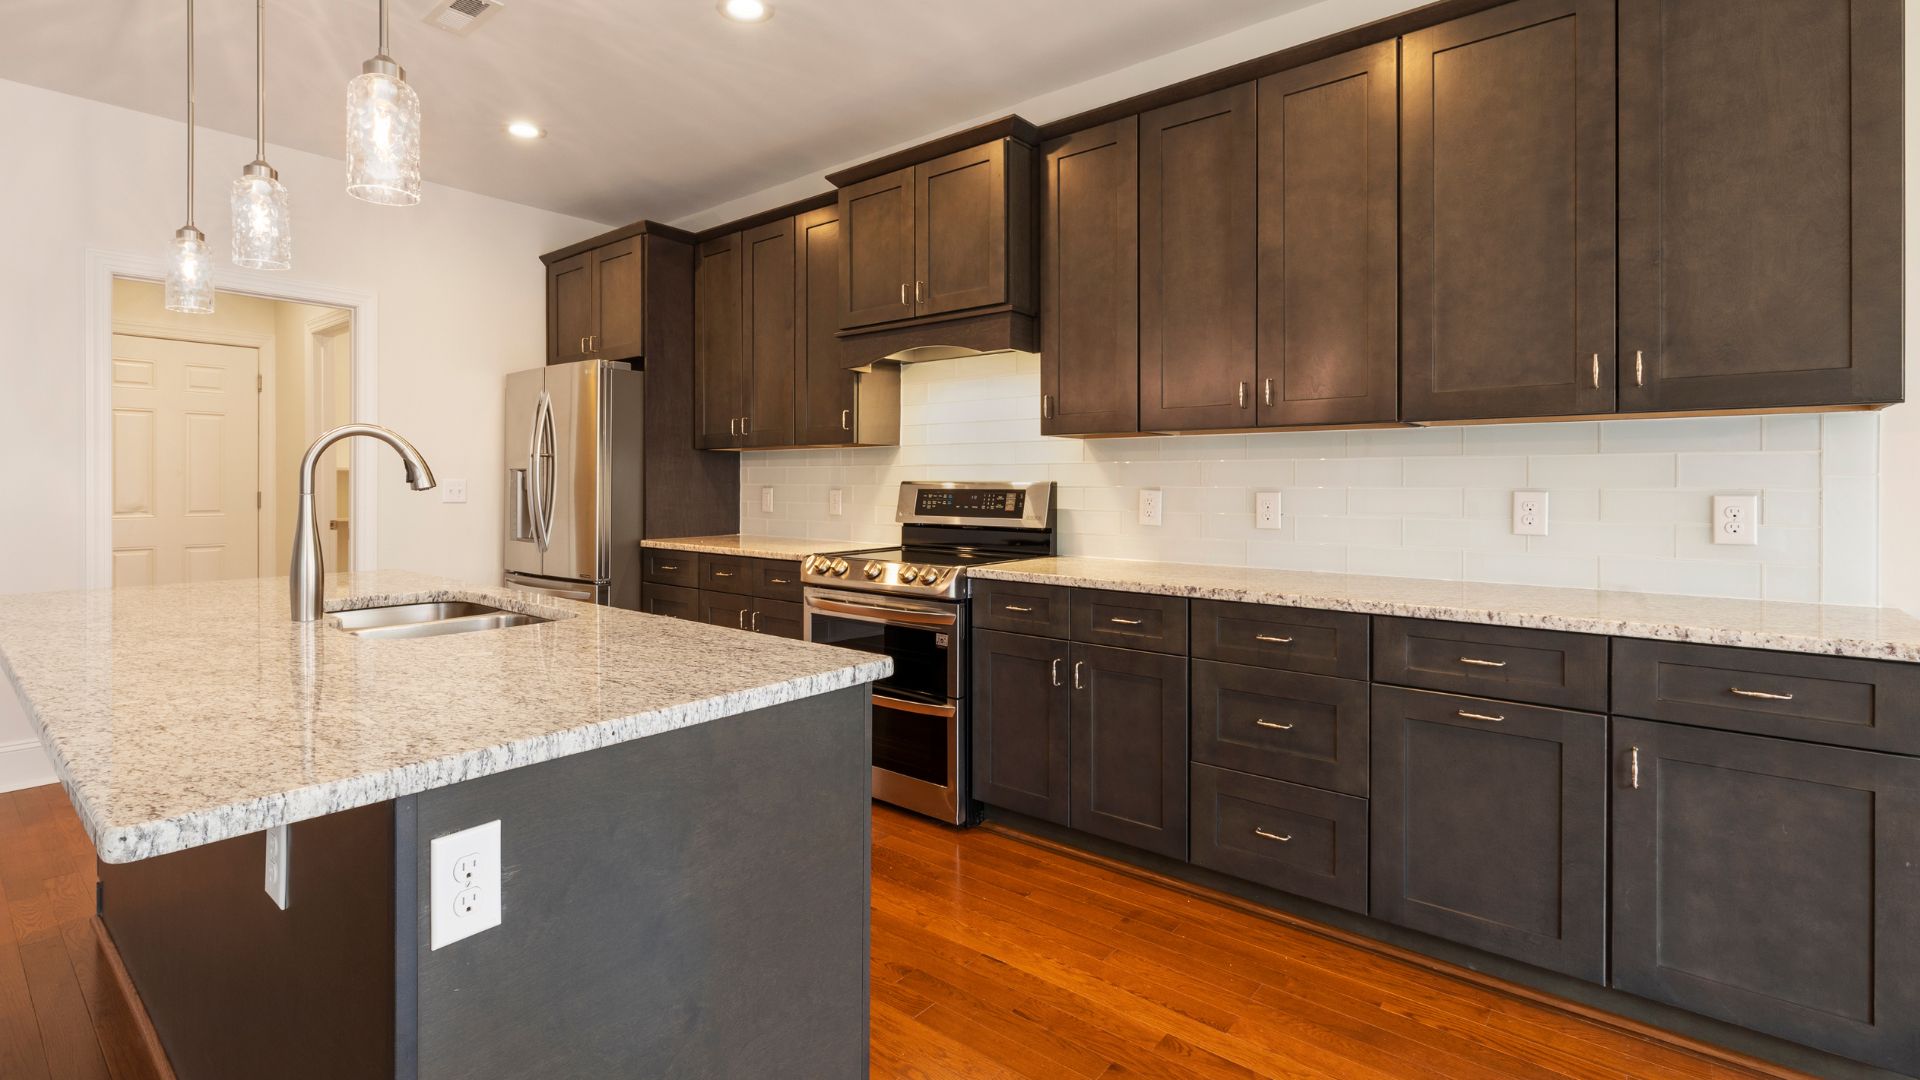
[641, 583, 700, 621]
[755, 598, 803, 640]
[1190, 763, 1368, 913]
[700, 591, 754, 630]
[1190, 660, 1369, 796]
[1370, 686, 1608, 983]
[1071, 643, 1188, 860]
[695, 592, 798, 638]
[971, 630, 1073, 825]
[1611, 718, 1920, 1073]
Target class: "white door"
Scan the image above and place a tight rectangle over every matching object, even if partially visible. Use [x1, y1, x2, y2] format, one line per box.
[111, 333, 261, 587]
[311, 323, 353, 571]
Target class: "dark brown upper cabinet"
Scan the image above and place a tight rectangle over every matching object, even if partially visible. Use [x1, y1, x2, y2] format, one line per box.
[1401, 0, 1617, 423]
[1616, 0, 1902, 413]
[1256, 42, 1398, 427]
[794, 205, 856, 446]
[545, 238, 645, 366]
[693, 232, 746, 449]
[1041, 118, 1140, 436]
[838, 138, 1036, 332]
[740, 218, 798, 447]
[1139, 83, 1258, 432]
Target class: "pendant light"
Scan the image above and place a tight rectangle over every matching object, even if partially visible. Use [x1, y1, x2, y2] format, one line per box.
[344, 0, 421, 206]
[231, 0, 291, 269]
[164, 0, 213, 314]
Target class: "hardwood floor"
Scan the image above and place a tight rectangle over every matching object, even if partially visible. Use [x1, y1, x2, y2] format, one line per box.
[0, 784, 1796, 1079]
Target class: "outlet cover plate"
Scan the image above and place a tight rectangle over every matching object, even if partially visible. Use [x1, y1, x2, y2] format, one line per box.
[430, 820, 501, 950]
[759, 486, 775, 513]
[1138, 488, 1163, 527]
[1255, 491, 1282, 530]
[263, 824, 289, 910]
[828, 488, 844, 517]
[1513, 491, 1549, 536]
[439, 478, 467, 504]
[1713, 494, 1759, 546]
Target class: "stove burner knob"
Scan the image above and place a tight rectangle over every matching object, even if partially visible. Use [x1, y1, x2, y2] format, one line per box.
[899, 566, 918, 584]
[801, 555, 817, 573]
[921, 566, 941, 584]
[863, 562, 883, 580]
[830, 558, 850, 577]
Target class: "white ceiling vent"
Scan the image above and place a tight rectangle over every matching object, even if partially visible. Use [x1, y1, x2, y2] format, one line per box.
[425, 0, 504, 36]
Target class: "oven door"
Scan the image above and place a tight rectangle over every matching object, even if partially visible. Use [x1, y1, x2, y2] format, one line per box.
[870, 695, 966, 824]
[802, 588, 963, 703]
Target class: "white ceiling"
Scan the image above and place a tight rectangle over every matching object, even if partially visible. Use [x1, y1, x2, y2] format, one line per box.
[2, 0, 1305, 226]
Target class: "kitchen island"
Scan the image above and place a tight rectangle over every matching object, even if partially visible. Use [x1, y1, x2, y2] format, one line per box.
[0, 571, 889, 1080]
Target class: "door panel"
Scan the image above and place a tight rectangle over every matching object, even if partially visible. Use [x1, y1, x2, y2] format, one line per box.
[538, 360, 604, 585]
[1617, 0, 1901, 411]
[971, 630, 1073, 825]
[694, 233, 746, 449]
[1041, 118, 1139, 435]
[1139, 83, 1258, 431]
[741, 219, 797, 447]
[794, 205, 855, 446]
[502, 367, 545, 577]
[915, 140, 1008, 315]
[838, 167, 916, 328]
[1071, 643, 1189, 860]
[1401, 0, 1616, 421]
[1256, 43, 1398, 426]
[1612, 719, 1920, 1073]
[547, 252, 594, 365]
[591, 238, 645, 361]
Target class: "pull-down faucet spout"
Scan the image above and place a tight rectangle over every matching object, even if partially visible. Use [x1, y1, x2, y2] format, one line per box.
[290, 424, 436, 621]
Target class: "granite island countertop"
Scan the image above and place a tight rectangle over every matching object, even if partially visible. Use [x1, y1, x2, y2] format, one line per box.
[0, 571, 890, 863]
[970, 556, 1920, 663]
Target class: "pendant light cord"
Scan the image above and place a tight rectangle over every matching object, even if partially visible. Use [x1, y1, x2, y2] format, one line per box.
[184, 0, 195, 227]
[255, 0, 265, 159]
[378, 0, 389, 58]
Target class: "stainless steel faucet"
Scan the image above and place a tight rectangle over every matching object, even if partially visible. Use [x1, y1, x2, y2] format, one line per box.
[290, 424, 435, 621]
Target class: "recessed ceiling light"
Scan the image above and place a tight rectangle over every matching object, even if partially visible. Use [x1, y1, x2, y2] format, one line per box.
[506, 120, 545, 139]
[719, 0, 771, 23]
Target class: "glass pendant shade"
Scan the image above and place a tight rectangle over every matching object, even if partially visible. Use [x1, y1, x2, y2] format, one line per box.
[165, 226, 214, 314]
[231, 167, 291, 269]
[345, 65, 421, 205]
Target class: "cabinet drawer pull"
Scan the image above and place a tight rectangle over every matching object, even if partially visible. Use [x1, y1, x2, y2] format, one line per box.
[1457, 656, 1507, 668]
[1108, 616, 1144, 626]
[841, 408, 852, 431]
[1456, 710, 1505, 723]
[1073, 661, 1084, 690]
[1051, 658, 1062, 687]
[1003, 604, 1034, 613]
[1254, 719, 1295, 731]
[768, 577, 792, 585]
[1630, 746, 1641, 789]
[1237, 381, 1249, 409]
[1254, 633, 1294, 645]
[1253, 827, 1292, 843]
[657, 563, 678, 572]
[1729, 687, 1795, 701]
[712, 570, 735, 578]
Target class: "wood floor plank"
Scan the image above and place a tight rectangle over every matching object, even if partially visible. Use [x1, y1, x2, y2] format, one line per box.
[16, 934, 110, 1080]
[56, 920, 166, 1080]
[0, 868, 53, 1080]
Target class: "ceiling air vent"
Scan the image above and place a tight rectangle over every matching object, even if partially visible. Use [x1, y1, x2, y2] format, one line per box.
[425, 0, 504, 35]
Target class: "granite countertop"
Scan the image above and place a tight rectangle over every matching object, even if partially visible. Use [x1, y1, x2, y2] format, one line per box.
[0, 571, 890, 864]
[642, 535, 853, 560]
[971, 556, 1920, 663]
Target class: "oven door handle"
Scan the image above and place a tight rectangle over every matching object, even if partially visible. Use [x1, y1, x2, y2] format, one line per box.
[872, 694, 958, 718]
[806, 595, 958, 629]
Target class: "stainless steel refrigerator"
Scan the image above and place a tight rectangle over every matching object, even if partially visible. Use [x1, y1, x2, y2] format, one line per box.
[503, 359, 644, 608]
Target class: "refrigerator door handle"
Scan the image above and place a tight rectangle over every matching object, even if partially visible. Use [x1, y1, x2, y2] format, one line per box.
[528, 391, 555, 552]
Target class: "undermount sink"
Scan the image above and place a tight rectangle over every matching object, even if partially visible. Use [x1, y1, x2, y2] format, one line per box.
[331, 601, 552, 641]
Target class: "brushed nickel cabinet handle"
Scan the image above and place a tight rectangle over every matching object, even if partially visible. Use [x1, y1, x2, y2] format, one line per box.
[740, 415, 751, 436]
[841, 408, 852, 431]
[729, 418, 739, 436]
[900, 283, 908, 305]
[657, 562, 678, 571]
[1042, 394, 1055, 420]
[1458, 656, 1507, 668]
[1255, 719, 1295, 731]
[1635, 350, 1645, 387]
[1590, 353, 1600, 388]
[1263, 378, 1274, 407]
[1073, 661, 1085, 690]
[589, 335, 598, 351]
[1004, 604, 1034, 613]
[1730, 687, 1795, 701]
[1630, 746, 1641, 789]
[712, 570, 735, 578]
[750, 610, 762, 632]
[768, 577, 792, 585]
[736, 609, 746, 630]
[1254, 634, 1294, 645]
[1457, 710, 1505, 723]
[1253, 827, 1292, 843]
[1051, 658, 1062, 687]
[1237, 381, 1249, 409]
[916, 280, 926, 305]
[578, 336, 586, 353]
[1108, 617, 1144, 626]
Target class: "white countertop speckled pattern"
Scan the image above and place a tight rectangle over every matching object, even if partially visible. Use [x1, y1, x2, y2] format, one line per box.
[970, 557, 1920, 663]
[641, 535, 851, 560]
[0, 572, 890, 864]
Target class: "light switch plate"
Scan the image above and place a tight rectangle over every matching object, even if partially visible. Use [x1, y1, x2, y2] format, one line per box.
[1713, 494, 1759, 545]
[1513, 491, 1548, 536]
[263, 824, 289, 910]
[1255, 491, 1282, 530]
[440, 478, 467, 504]
[1138, 489, 1163, 527]
[430, 820, 501, 950]
[759, 486, 775, 513]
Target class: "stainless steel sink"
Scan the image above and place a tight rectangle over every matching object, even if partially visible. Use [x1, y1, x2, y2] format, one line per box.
[331, 601, 552, 640]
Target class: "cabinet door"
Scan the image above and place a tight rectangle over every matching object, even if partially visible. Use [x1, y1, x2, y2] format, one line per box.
[1612, 718, 1920, 1073]
[1256, 43, 1398, 427]
[1070, 643, 1188, 860]
[642, 582, 700, 622]
[914, 140, 1008, 316]
[1139, 83, 1258, 432]
[1617, 0, 1901, 412]
[1401, 0, 1616, 422]
[547, 251, 594, 365]
[1041, 118, 1139, 435]
[752, 598, 804, 641]
[838, 166, 917, 329]
[699, 590, 753, 631]
[793, 205, 855, 446]
[1370, 686, 1608, 983]
[591, 237, 645, 361]
[693, 233, 746, 449]
[740, 219, 797, 447]
[971, 630, 1073, 825]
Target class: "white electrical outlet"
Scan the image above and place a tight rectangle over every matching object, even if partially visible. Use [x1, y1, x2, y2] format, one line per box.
[759, 486, 775, 513]
[828, 488, 844, 517]
[1513, 491, 1549, 536]
[263, 824, 289, 910]
[440, 478, 467, 504]
[430, 820, 501, 950]
[1713, 494, 1759, 546]
[1255, 491, 1282, 530]
[1138, 488, 1164, 527]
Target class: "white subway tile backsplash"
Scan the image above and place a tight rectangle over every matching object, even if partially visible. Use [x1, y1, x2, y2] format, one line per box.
[736, 356, 1878, 604]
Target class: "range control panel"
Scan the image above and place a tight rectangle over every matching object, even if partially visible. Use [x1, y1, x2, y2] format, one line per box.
[914, 488, 1025, 519]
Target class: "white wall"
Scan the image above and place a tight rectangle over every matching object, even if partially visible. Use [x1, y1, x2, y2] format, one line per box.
[0, 78, 607, 789]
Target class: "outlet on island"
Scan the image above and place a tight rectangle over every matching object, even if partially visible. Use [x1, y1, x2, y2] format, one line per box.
[430, 819, 502, 950]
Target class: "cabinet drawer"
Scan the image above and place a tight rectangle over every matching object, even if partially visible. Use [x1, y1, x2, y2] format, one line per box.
[1191, 600, 1367, 679]
[642, 549, 698, 589]
[1373, 617, 1608, 712]
[1190, 763, 1367, 914]
[972, 579, 1071, 638]
[754, 598, 804, 640]
[1191, 661, 1368, 796]
[642, 583, 700, 622]
[1612, 639, 1920, 755]
[1071, 589, 1187, 655]
[699, 554, 755, 596]
[751, 559, 804, 603]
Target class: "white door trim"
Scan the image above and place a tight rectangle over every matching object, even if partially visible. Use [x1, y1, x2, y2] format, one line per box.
[84, 249, 381, 590]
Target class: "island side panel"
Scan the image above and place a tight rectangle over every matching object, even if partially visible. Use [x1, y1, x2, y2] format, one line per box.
[406, 685, 872, 1080]
[96, 801, 398, 1080]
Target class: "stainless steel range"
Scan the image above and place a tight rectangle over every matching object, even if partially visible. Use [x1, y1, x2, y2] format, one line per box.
[802, 480, 1055, 824]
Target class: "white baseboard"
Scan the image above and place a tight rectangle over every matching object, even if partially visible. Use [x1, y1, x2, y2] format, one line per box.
[0, 738, 55, 793]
